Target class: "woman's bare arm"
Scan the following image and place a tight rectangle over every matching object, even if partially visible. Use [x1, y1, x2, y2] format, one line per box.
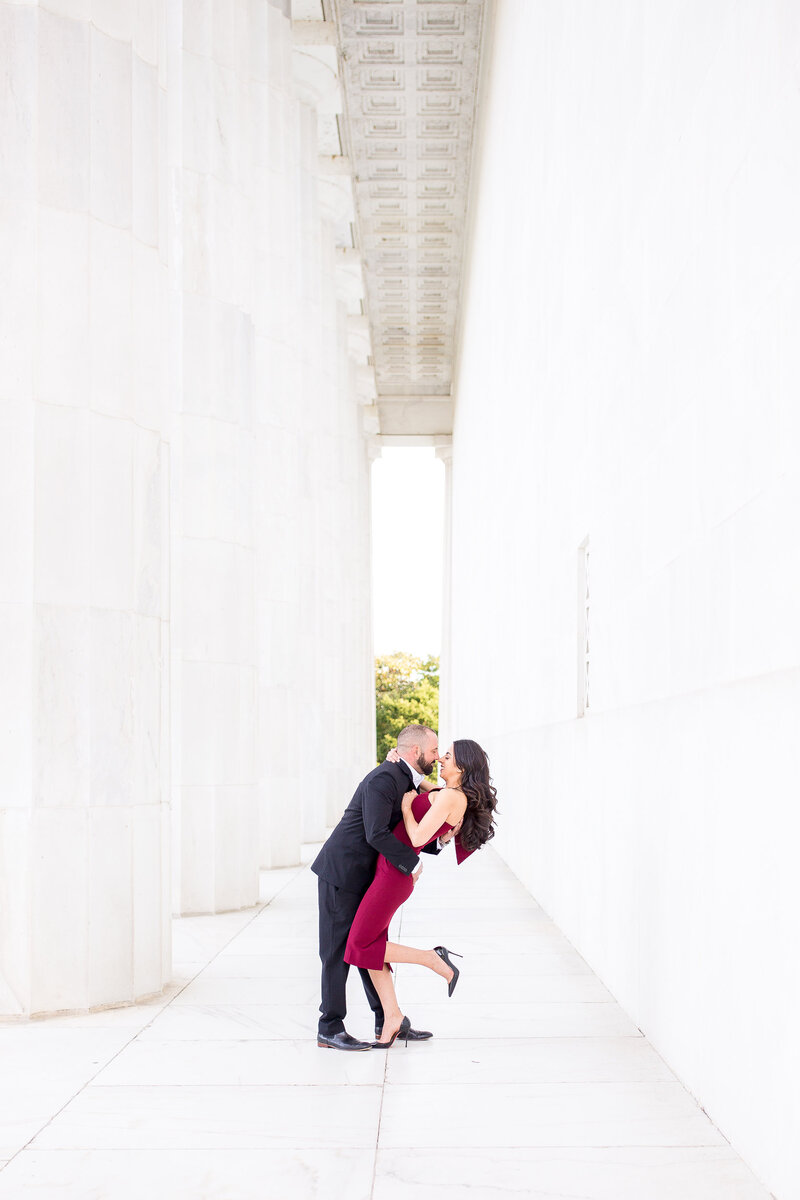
[401, 788, 466, 848]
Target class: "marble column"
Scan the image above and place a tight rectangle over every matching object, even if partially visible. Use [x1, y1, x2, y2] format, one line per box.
[170, 0, 262, 914]
[318, 255, 377, 832]
[0, 0, 379, 1008]
[253, 3, 310, 869]
[436, 443, 454, 742]
[0, 0, 171, 1015]
[255, 6, 376, 865]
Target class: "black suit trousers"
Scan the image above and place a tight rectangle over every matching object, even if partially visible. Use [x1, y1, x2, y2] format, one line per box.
[317, 877, 382, 1037]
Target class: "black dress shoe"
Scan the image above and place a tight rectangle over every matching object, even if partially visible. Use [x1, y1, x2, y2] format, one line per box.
[375, 1022, 433, 1041]
[317, 1030, 372, 1051]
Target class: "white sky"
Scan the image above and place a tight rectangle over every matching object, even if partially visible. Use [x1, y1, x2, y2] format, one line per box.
[371, 448, 445, 658]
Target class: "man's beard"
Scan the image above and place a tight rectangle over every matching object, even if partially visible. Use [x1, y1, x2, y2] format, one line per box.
[416, 752, 435, 776]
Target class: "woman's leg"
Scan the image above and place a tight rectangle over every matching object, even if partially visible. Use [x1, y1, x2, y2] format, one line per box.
[384, 941, 454, 985]
[367, 965, 403, 1043]
[368, 943, 456, 1043]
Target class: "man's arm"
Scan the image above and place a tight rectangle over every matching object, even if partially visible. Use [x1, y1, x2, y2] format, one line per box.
[362, 773, 420, 876]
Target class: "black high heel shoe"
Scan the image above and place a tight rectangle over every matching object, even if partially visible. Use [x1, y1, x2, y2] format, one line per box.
[434, 946, 463, 997]
[372, 1014, 411, 1049]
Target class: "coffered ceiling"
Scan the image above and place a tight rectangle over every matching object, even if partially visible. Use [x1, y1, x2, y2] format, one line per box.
[328, 0, 487, 437]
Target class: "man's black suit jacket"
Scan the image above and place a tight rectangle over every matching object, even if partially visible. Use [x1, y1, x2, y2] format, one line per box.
[311, 760, 439, 895]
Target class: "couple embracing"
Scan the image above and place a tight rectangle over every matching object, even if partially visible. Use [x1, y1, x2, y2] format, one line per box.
[312, 724, 499, 1050]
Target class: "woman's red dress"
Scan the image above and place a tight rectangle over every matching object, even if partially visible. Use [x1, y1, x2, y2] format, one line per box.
[344, 793, 454, 971]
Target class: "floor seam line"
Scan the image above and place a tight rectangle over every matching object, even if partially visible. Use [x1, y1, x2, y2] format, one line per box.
[367, 887, 408, 1198]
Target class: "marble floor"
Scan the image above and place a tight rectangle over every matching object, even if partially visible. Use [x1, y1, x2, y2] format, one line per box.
[0, 845, 773, 1199]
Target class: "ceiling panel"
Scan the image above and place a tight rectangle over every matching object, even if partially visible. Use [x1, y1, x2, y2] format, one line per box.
[331, 0, 486, 409]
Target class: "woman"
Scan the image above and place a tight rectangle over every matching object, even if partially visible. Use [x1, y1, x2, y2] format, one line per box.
[344, 739, 499, 1047]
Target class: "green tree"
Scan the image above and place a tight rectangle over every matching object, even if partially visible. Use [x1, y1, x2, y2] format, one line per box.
[375, 653, 439, 774]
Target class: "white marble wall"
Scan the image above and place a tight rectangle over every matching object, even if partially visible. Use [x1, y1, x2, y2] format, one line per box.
[0, 0, 171, 1016]
[0, 0, 376, 1009]
[448, 4, 800, 1199]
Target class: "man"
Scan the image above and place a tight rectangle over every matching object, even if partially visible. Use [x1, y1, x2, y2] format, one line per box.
[312, 724, 441, 1050]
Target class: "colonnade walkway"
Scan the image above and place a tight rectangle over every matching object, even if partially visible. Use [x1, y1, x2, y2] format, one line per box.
[0, 844, 771, 1199]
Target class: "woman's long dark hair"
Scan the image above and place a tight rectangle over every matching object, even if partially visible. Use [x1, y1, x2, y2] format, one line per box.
[453, 739, 498, 852]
